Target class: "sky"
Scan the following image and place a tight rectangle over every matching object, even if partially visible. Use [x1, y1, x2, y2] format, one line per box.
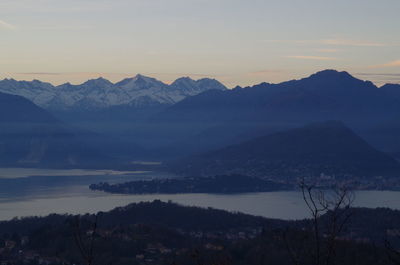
[0, 0, 399, 87]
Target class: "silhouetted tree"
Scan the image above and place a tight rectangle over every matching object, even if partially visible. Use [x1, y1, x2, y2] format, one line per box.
[284, 180, 354, 265]
[385, 238, 400, 265]
[71, 214, 99, 265]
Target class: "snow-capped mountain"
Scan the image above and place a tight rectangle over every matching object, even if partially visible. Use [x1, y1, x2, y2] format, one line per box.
[171, 77, 226, 92]
[0, 75, 227, 110]
[0, 79, 56, 106]
[115, 75, 178, 106]
[48, 77, 125, 109]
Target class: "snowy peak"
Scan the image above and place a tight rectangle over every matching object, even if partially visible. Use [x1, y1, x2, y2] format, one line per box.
[0, 78, 53, 89]
[0, 74, 227, 110]
[0, 78, 55, 106]
[196, 78, 227, 91]
[83, 77, 114, 87]
[171, 77, 197, 88]
[116, 74, 168, 91]
[171, 77, 226, 93]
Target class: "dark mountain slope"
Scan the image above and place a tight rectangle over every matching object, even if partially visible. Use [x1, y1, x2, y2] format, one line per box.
[172, 121, 400, 178]
[159, 70, 399, 124]
[0, 92, 108, 167]
[381, 83, 400, 100]
[150, 70, 400, 159]
[160, 70, 400, 121]
[0, 92, 57, 123]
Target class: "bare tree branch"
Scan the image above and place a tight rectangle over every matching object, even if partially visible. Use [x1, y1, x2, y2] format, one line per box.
[71, 214, 99, 265]
[292, 179, 354, 265]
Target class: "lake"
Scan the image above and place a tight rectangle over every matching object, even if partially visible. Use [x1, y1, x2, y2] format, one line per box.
[0, 168, 399, 221]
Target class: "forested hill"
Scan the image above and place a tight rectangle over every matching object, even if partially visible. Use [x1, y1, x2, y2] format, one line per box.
[172, 121, 400, 178]
[1, 201, 400, 265]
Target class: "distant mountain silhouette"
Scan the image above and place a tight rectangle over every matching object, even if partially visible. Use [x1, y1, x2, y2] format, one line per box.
[151, 70, 400, 158]
[171, 121, 400, 178]
[0, 92, 108, 167]
[2, 70, 399, 163]
[159, 70, 399, 123]
[381, 83, 400, 100]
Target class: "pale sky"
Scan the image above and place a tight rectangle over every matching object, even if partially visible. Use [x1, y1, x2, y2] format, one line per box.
[0, 0, 399, 87]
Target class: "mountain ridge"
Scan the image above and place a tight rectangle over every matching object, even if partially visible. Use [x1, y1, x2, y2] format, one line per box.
[0, 75, 227, 110]
[157, 69, 400, 123]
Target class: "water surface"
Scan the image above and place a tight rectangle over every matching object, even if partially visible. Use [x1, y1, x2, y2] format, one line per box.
[0, 168, 399, 221]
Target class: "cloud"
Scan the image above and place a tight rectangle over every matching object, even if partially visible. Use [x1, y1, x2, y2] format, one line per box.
[0, 19, 15, 30]
[265, 38, 388, 47]
[316, 49, 340, 53]
[286, 55, 337, 61]
[17, 72, 64, 76]
[14, 71, 220, 78]
[356, 73, 400, 77]
[145, 72, 218, 78]
[26, 25, 93, 31]
[369, 60, 400, 69]
[319, 39, 386, 47]
[0, 0, 114, 13]
[354, 72, 400, 85]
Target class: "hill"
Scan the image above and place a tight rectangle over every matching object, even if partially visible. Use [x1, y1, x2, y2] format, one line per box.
[0, 201, 398, 265]
[171, 121, 400, 178]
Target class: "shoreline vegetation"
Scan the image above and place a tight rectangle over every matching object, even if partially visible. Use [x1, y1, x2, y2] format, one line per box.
[89, 174, 400, 195]
[89, 175, 293, 194]
[89, 174, 292, 194]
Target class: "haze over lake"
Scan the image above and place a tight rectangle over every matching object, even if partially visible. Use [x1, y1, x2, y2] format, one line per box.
[1, 168, 399, 221]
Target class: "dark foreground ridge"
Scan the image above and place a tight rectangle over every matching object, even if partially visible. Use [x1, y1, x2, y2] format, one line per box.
[0, 200, 399, 265]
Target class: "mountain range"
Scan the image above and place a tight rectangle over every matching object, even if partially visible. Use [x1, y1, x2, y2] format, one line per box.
[171, 121, 400, 178]
[0, 75, 227, 110]
[1, 69, 400, 169]
[159, 70, 400, 123]
[154, 70, 400, 156]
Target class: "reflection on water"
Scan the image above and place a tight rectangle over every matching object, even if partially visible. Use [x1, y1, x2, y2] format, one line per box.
[0, 168, 148, 179]
[0, 169, 399, 221]
[0, 170, 162, 202]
